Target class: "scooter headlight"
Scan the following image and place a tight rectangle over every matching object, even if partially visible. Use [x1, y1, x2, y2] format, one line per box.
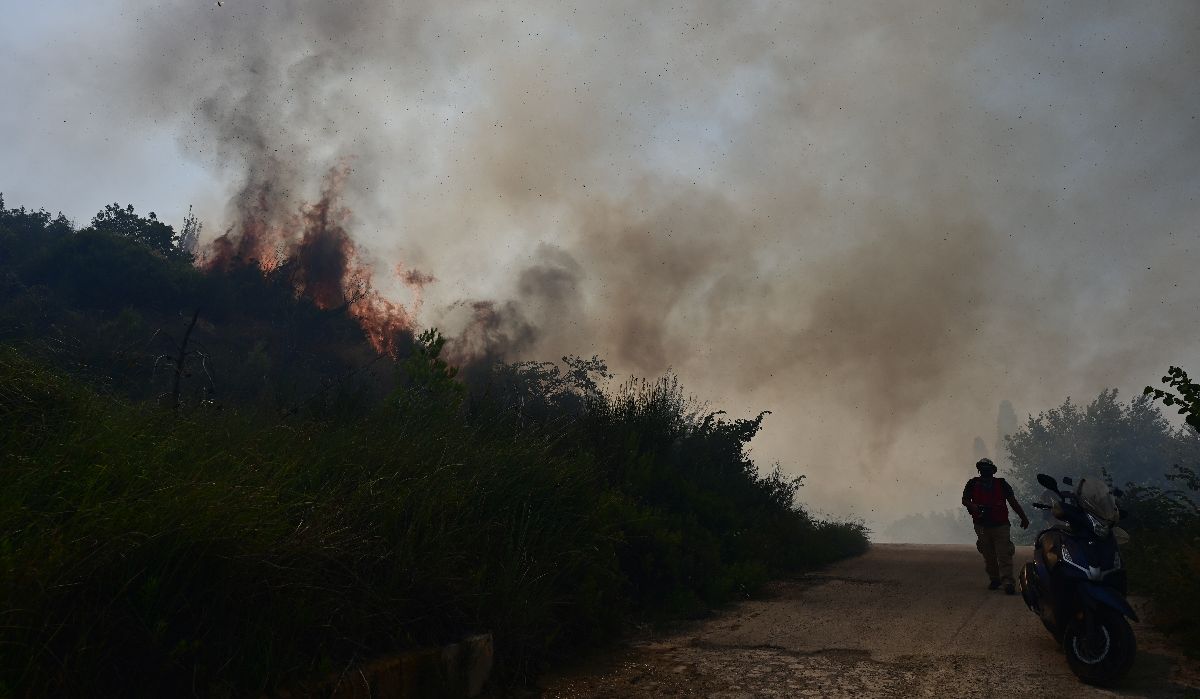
[1087, 513, 1110, 538]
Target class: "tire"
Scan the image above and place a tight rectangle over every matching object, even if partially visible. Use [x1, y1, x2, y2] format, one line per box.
[1062, 610, 1136, 687]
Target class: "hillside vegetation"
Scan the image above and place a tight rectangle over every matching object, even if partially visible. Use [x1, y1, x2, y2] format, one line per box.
[0, 196, 867, 696]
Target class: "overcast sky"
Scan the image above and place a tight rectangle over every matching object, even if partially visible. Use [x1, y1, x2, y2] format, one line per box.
[3, 0, 1198, 530]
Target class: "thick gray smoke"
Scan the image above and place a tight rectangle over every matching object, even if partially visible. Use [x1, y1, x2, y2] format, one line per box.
[7, 0, 1200, 529]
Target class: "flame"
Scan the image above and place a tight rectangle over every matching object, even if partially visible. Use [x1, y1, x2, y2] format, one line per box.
[200, 165, 425, 355]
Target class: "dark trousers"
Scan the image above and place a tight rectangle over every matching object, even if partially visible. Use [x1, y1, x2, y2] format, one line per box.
[974, 523, 1015, 583]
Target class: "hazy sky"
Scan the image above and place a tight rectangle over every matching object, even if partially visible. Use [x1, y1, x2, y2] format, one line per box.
[3, 0, 1198, 529]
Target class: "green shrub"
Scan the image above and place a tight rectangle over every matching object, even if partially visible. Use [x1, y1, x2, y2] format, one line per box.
[1134, 368, 1200, 654]
[0, 350, 617, 694]
[1120, 468, 1200, 655]
[0, 350, 866, 696]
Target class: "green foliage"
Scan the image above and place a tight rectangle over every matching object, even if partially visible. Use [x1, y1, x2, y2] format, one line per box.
[1120, 465, 1200, 654]
[25, 228, 201, 311]
[86, 202, 192, 262]
[1131, 367, 1200, 654]
[1145, 366, 1200, 431]
[0, 193, 73, 239]
[0, 350, 618, 694]
[1005, 388, 1198, 501]
[395, 328, 464, 405]
[0, 349, 866, 696]
[574, 375, 866, 616]
[383, 328, 469, 429]
[484, 354, 611, 427]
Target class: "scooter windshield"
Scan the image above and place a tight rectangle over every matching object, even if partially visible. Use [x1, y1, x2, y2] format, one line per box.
[1076, 478, 1119, 523]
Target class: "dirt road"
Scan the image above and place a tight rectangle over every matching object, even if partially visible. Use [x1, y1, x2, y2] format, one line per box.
[540, 544, 1200, 698]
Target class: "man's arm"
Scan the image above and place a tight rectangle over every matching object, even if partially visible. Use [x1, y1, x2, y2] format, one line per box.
[962, 481, 979, 518]
[1005, 486, 1030, 528]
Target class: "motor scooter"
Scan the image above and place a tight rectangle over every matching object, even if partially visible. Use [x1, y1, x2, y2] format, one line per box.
[1018, 473, 1136, 686]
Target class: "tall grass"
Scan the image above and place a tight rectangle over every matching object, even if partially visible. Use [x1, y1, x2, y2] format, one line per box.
[0, 350, 866, 696]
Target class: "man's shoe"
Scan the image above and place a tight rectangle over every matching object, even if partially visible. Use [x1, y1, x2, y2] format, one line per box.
[988, 578, 1002, 590]
[1004, 583, 1016, 595]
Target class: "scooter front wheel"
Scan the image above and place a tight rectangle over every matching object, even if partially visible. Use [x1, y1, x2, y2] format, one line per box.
[1063, 610, 1136, 687]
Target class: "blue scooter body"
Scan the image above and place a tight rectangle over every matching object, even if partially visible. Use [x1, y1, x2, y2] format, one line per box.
[1017, 474, 1137, 687]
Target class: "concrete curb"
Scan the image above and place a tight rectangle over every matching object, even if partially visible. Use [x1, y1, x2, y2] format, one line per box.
[276, 633, 493, 699]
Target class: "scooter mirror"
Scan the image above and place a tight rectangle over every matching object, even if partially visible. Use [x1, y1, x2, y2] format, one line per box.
[1036, 474, 1060, 493]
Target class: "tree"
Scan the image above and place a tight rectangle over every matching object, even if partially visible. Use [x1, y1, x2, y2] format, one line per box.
[391, 328, 466, 419]
[1004, 388, 1197, 499]
[0, 193, 73, 238]
[179, 206, 202, 259]
[486, 354, 611, 425]
[87, 203, 190, 261]
[1145, 366, 1200, 432]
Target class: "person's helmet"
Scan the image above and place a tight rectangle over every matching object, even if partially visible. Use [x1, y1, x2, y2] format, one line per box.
[975, 457, 997, 475]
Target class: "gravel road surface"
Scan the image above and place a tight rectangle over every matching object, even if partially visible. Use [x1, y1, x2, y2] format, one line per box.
[540, 544, 1200, 698]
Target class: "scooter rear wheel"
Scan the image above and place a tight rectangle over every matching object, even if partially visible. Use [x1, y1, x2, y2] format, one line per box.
[1062, 610, 1136, 687]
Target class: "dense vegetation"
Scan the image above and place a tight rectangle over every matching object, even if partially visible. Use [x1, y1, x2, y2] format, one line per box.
[1003, 381, 1200, 653]
[1006, 389, 1198, 502]
[0, 196, 868, 696]
[0, 195, 390, 415]
[1134, 368, 1200, 653]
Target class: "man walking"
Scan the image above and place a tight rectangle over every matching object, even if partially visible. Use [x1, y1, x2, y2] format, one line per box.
[962, 458, 1029, 594]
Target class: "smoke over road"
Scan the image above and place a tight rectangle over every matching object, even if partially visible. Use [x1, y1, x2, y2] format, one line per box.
[8, 0, 1200, 524]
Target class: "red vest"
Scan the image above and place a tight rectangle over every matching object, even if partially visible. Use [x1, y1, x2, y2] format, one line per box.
[969, 477, 1010, 526]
